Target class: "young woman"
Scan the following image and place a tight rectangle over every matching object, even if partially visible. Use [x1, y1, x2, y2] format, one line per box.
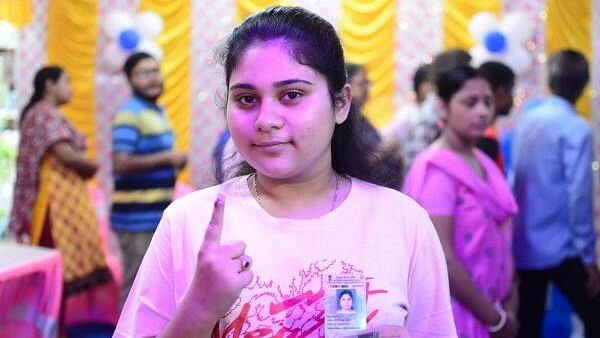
[337, 290, 356, 314]
[10, 66, 110, 295]
[115, 7, 456, 338]
[403, 65, 519, 338]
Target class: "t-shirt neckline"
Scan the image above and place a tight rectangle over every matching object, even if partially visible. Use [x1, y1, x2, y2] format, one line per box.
[234, 174, 358, 229]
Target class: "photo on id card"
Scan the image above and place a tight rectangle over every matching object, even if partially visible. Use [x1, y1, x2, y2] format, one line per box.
[325, 274, 367, 337]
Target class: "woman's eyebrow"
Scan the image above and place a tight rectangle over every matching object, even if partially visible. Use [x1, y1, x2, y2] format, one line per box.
[229, 83, 255, 90]
[230, 79, 313, 91]
[273, 79, 314, 87]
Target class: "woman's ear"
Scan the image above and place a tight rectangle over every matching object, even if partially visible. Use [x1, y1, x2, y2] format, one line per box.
[437, 99, 448, 121]
[44, 79, 52, 90]
[44, 79, 56, 95]
[335, 84, 352, 124]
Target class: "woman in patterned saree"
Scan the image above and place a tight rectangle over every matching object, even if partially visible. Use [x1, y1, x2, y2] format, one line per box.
[9, 66, 113, 322]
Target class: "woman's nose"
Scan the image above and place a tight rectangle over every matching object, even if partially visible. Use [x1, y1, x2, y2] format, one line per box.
[254, 100, 284, 132]
[476, 101, 492, 119]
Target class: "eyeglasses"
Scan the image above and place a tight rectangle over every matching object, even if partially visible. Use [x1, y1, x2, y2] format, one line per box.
[132, 68, 161, 79]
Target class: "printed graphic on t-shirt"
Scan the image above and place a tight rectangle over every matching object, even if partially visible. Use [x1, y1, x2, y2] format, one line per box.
[214, 259, 390, 338]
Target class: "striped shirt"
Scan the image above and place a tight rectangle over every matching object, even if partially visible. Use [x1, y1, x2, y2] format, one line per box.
[111, 95, 175, 232]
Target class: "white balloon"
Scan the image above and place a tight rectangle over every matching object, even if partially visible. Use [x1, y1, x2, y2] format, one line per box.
[137, 40, 163, 60]
[470, 45, 491, 67]
[104, 10, 134, 38]
[0, 20, 18, 49]
[103, 42, 128, 73]
[502, 44, 531, 76]
[500, 11, 534, 45]
[135, 11, 164, 39]
[469, 12, 498, 42]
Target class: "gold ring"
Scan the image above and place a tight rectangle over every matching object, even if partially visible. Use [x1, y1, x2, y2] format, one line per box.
[240, 256, 251, 272]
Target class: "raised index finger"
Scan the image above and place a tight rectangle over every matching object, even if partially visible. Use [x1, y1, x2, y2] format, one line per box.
[202, 193, 225, 248]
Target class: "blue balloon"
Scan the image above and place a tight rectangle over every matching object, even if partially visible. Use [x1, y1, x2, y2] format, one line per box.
[118, 29, 140, 51]
[484, 30, 507, 53]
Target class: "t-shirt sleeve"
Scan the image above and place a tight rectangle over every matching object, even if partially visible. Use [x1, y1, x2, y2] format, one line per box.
[112, 111, 140, 154]
[416, 166, 456, 216]
[113, 212, 177, 337]
[405, 206, 458, 337]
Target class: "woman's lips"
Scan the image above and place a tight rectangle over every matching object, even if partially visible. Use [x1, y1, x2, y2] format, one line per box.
[253, 140, 290, 151]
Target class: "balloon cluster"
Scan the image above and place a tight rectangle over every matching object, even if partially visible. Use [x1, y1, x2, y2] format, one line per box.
[102, 10, 164, 72]
[468, 11, 534, 76]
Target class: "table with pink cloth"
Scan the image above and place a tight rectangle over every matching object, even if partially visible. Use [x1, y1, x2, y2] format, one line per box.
[0, 243, 63, 338]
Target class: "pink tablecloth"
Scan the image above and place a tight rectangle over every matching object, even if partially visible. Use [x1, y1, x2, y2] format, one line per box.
[0, 243, 63, 338]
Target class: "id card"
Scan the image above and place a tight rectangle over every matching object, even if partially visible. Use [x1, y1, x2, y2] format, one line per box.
[324, 274, 367, 337]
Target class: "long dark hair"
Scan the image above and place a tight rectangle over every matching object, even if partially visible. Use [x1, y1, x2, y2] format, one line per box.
[218, 6, 395, 187]
[20, 66, 64, 124]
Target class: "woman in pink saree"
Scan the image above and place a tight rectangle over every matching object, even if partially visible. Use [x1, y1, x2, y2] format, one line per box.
[403, 65, 518, 338]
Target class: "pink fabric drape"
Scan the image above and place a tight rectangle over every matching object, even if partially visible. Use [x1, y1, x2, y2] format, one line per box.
[404, 147, 517, 338]
[0, 245, 63, 338]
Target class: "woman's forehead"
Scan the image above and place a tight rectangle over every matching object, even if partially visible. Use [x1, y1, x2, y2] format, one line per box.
[230, 40, 321, 86]
[456, 78, 491, 95]
[236, 40, 298, 68]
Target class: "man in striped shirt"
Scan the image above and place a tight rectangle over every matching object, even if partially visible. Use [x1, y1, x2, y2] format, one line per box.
[111, 52, 187, 307]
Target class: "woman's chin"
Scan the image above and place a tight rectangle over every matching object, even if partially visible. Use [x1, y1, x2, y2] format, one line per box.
[249, 163, 297, 180]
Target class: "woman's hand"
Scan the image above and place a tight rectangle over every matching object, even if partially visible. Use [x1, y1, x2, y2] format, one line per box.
[162, 194, 254, 338]
[187, 194, 253, 320]
[490, 307, 519, 338]
[501, 278, 519, 317]
[7, 229, 30, 244]
[50, 141, 98, 179]
[585, 265, 600, 298]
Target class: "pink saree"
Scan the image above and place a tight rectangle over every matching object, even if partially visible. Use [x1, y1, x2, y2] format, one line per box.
[403, 147, 517, 338]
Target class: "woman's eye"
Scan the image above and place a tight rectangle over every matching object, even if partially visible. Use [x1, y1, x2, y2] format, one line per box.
[282, 91, 303, 102]
[463, 98, 477, 108]
[237, 95, 257, 105]
[484, 97, 493, 107]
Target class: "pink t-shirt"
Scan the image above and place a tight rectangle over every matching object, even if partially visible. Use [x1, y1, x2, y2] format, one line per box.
[114, 176, 457, 337]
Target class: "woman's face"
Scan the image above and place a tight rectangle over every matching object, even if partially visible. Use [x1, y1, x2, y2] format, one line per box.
[340, 293, 353, 311]
[442, 77, 493, 143]
[349, 67, 370, 110]
[227, 39, 350, 181]
[416, 81, 434, 104]
[52, 73, 72, 105]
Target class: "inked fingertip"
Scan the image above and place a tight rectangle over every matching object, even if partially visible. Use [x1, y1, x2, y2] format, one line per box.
[215, 193, 225, 206]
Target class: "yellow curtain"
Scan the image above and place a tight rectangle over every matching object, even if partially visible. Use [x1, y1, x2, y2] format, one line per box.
[340, 0, 396, 128]
[546, 0, 592, 119]
[140, 0, 192, 183]
[442, 0, 501, 49]
[47, 0, 98, 158]
[236, 0, 291, 24]
[0, 0, 32, 28]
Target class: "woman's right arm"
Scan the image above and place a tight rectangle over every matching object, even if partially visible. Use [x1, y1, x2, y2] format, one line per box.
[160, 194, 253, 337]
[160, 302, 217, 338]
[114, 194, 253, 338]
[430, 215, 517, 337]
[50, 141, 98, 179]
